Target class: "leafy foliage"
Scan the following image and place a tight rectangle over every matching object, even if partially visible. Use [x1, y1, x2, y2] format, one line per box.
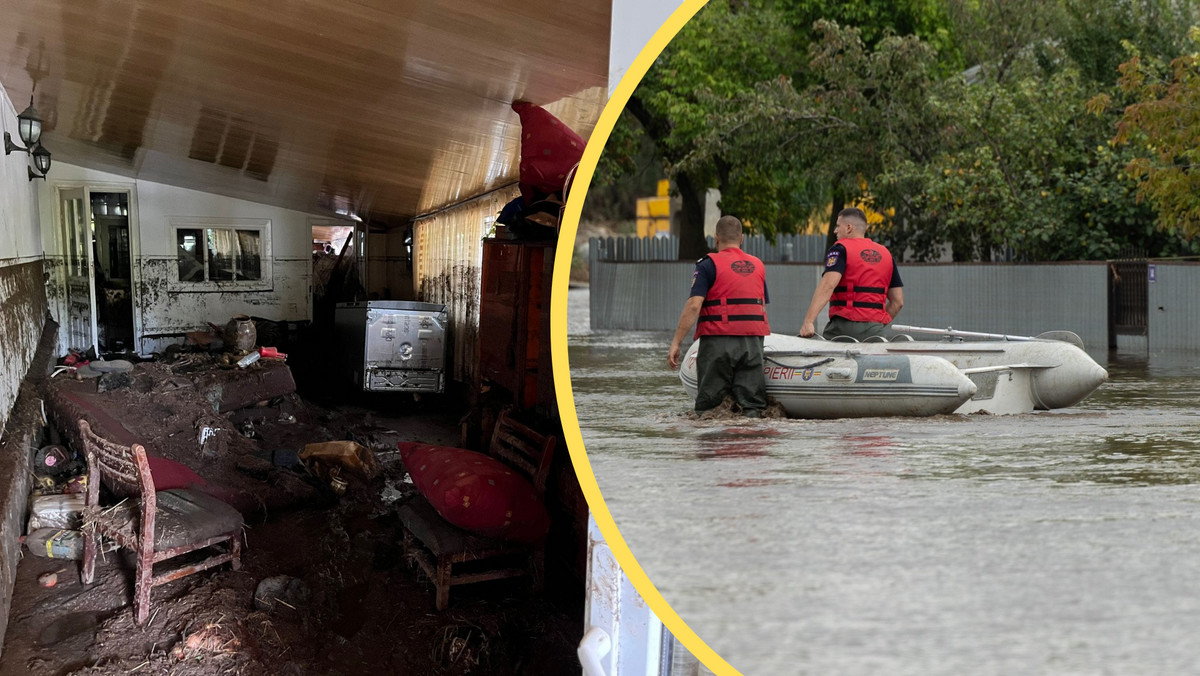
[1061, 0, 1200, 85]
[1105, 27, 1200, 241]
[587, 0, 1200, 260]
[589, 0, 806, 257]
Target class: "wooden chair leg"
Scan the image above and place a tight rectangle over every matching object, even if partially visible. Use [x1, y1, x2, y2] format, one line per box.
[435, 557, 452, 611]
[81, 530, 97, 585]
[230, 532, 243, 571]
[133, 552, 154, 626]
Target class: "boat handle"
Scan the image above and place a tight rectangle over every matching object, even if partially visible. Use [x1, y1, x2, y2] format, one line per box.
[578, 626, 612, 676]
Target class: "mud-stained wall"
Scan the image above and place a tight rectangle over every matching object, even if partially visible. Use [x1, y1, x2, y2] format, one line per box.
[135, 256, 312, 351]
[0, 79, 48, 656]
[39, 162, 337, 355]
[0, 263, 48, 436]
[0, 81, 46, 440]
[0, 320, 52, 657]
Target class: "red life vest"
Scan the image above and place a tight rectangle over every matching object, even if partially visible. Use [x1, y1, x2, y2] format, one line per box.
[694, 247, 770, 338]
[829, 237, 894, 324]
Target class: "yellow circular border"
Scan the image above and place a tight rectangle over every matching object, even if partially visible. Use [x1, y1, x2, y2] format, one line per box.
[551, 1, 742, 674]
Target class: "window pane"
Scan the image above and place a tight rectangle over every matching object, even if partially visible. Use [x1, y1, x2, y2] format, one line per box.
[177, 228, 204, 282]
[207, 228, 236, 281]
[236, 229, 262, 280]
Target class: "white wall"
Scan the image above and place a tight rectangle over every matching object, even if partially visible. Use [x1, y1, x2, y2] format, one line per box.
[39, 162, 337, 354]
[0, 80, 46, 438]
[0, 88, 42, 264]
[608, 0, 684, 95]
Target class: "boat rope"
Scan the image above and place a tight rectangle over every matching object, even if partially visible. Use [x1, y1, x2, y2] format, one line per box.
[764, 356, 836, 370]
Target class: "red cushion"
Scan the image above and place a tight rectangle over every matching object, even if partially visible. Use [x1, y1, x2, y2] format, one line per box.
[147, 455, 207, 491]
[512, 101, 585, 198]
[146, 455, 240, 510]
[399, 441, 550, 543]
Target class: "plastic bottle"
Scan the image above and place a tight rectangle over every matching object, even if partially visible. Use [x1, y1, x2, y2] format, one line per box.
[23, 528, 84, 559]
[236, 350, 261, 368]
[27, 494, 85, 531]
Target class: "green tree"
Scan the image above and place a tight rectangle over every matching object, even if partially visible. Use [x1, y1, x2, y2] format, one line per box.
[781, 0, 962, 73]
[586, 114, 665, 226]
[590, 0, 958, 259]
[1100, 28, 1200, 241]
[1061, 0, 1200, 86]
[886, 0, 1200, 261]
[614, 0, 804, 259]
[683, 21, 943, 246]
[591, 0, 1200, 262]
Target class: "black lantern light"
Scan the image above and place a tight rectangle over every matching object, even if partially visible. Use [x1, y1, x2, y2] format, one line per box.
[4, 96, 43, 154]
[28, 143, 51, 181]
[5, 96, 52, 180]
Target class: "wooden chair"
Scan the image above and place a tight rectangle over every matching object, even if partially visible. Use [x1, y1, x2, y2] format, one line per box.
[78, 420, 244, 625]
[399, 411, 556, 610]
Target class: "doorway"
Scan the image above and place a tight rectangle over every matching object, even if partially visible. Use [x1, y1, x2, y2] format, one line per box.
[310, 220, 356, 301]
[91, 191, 135, 352]
[55, 186, 138, 356]
[1108, 257, 1148, 349]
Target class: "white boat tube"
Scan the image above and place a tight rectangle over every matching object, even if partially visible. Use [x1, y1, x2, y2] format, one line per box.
[679, 335, 978, 418]
[678, 330, 1108, 418]
[880, 328, 1108, 410]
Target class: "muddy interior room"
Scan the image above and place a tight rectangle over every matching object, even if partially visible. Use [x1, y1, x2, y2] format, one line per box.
[0, 0, 619, 673]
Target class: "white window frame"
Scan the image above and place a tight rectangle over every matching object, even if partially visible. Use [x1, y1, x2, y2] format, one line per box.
[168, 217, 273, 292]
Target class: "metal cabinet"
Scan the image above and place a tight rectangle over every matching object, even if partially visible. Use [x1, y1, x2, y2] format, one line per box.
[334, 300, 447, 392]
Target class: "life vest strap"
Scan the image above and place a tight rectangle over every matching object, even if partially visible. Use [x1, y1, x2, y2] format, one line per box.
[701, 297, 763, 307]
[830, 300, 884, 309]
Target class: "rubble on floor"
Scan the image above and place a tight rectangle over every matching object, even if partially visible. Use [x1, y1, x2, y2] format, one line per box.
[0, 350, 581, 675]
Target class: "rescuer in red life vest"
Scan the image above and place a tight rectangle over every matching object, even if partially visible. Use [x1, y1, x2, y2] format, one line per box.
[800, 207, 904, 341]
[668, 216, 770, 417]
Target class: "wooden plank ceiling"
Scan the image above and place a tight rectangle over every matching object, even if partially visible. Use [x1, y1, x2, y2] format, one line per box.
[0, 0, 610, 222]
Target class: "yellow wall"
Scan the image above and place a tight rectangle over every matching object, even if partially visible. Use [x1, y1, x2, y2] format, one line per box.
[636, 196, 670, 237]
[636, 179, 671, 237]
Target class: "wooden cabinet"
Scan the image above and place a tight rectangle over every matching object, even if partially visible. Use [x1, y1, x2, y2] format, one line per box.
[478, 238, 555, 414]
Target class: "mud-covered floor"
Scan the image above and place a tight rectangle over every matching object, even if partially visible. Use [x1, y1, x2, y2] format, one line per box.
[0, 353, 582, 675]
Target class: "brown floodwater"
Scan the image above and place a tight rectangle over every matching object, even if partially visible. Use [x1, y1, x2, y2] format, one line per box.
[567, 287, 1200, 676]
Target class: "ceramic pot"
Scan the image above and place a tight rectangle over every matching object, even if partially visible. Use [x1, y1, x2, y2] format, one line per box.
[225, 315, 256, 352]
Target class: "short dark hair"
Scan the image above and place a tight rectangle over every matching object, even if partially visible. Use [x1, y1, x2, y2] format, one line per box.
[838, 207, 868, 229]
[715, 215, 744, 242]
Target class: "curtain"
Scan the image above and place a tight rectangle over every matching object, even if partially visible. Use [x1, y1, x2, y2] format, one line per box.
[206, 228, 237, 281]
[414, 186, 519, 385]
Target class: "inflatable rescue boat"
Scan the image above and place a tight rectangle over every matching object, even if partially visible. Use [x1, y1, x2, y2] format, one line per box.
[678, 326, 1108, 418]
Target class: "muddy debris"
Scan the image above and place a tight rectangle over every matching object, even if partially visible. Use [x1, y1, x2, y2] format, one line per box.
[253, 575, 310, 613]
[172, 622, 241, 659]
[683, 395, 789, 420]
[2, 347, 583, 676]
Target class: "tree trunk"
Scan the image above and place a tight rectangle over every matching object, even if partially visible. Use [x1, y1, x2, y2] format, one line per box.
[675, 171, 710, 260]
[825, 186, 845, 251]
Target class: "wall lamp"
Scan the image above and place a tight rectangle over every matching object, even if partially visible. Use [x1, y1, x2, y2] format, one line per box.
[4, 96, 52, 181]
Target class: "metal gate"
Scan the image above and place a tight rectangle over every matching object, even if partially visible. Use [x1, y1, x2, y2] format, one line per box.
[1109, 256, 1148, 346]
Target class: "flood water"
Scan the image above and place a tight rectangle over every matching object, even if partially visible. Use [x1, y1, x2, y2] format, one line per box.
[566, 287, 1200, 676]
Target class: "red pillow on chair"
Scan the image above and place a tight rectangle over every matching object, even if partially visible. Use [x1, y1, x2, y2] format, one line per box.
[399, 442, 550, 543]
